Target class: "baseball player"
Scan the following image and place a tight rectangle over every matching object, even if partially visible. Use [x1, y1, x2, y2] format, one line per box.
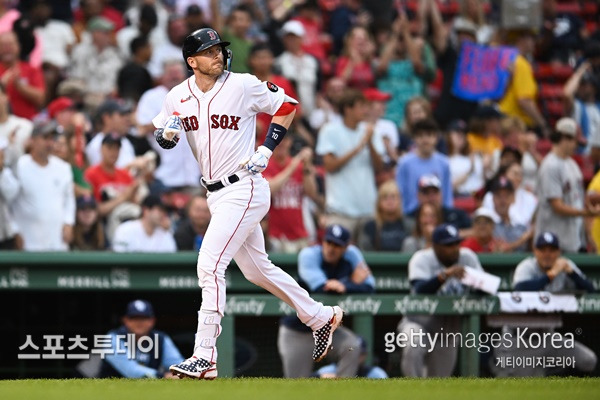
[152, 28, 343, 379]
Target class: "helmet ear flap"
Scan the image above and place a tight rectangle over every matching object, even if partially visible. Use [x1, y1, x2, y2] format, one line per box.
[225, 48, 233, 71]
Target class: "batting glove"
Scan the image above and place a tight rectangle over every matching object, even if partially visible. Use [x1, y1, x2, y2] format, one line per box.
[243, 145, 272, 175]
[162, 114, 182, 141]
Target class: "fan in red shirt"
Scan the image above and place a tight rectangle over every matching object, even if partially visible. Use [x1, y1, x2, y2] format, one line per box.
[262, 134, 320, 253]
[460, 207, 499, 253]
[0, 31, 45, 119]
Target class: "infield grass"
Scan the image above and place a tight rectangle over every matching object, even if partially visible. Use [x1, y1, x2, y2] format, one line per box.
[0, 377, 598, 400]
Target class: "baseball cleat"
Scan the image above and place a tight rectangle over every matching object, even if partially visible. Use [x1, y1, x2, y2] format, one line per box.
[312, 306, 344, 362]
[169, 356, 218, 380]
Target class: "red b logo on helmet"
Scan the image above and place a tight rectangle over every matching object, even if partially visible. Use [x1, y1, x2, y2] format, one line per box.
[207, 30, 217, 40]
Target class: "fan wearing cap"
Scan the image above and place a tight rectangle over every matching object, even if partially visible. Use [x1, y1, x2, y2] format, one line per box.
[71, 195, 107, 250]
[564, 61, 600, 161]
[70, 16, 124, 98]
[460, 207, 500, 253]
[398, 223, 484, 377]
[11, 121, 75, 250]
[0, 136, 19, 249]
[275, 19, 319, 115]
[495, 231, 598, 377]
[86, 99, 136, 169]
[278, 224, 375, 378]
[405, 174, 472, 235]
[112, 194, 176, 253]
[99, 300, 184, 379]
[375, 9, 436, 128]
[466, 104, 504, 161]
[362, 87, 399, 168]
[536, 117, 600, 253]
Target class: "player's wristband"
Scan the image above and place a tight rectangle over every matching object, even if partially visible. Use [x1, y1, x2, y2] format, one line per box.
[154, 128, 179, 149]
[262, 123, 287, 152]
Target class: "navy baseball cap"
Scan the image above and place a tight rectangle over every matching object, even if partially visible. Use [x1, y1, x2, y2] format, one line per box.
[535, 231, 560, 249]
[101, 133, 122, 147]
[432, 224, 463, 245]
[324, 224, 351, 247]
[76, 195, 96, 209]
[125, 300, 154, 318]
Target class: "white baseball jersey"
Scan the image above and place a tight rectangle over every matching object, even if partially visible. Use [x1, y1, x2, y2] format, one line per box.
[152, 71, 286, 181]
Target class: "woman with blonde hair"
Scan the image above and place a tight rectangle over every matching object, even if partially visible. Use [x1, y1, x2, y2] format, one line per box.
[358, 180, 407, 251]
[334, 25, 376, 90]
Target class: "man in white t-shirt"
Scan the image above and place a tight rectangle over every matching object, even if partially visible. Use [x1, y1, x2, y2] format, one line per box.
[11, 122, 75, 251]
[112, 194, 176, 253]
[0, 84, 33, 170]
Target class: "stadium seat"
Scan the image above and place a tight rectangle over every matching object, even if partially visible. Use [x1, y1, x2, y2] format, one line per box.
[539, 84, 564, 100]
[454, 196, 478, 214]
[582, 1, 598, 15]
[555, 2, 581, 15]
[534, 63, 574, 82]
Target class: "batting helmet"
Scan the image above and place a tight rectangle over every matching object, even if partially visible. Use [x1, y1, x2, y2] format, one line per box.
[182, 28, 231, 71]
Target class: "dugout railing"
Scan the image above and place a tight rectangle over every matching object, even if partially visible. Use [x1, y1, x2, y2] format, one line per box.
[0, 251, 599, 378]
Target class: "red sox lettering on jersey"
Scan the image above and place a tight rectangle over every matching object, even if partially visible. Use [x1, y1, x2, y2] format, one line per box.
[152, 71, 285, 180]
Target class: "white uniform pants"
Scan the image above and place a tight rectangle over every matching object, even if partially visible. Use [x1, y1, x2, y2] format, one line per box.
[193, 175, 331, 363]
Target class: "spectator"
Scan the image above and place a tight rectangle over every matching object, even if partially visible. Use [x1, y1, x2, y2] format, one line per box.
[447, 119, 484, 197]
[461, 207, 499, 253]
[498, 29, 548, 136]
[72, 0, 125, 42]
[334, 25, 376, 90]
[397, 96, 433, 155]
[112, 194, 176, 253]
[329, 0, 368, 56]
[116, 4, 165, 59]
[427, 0, 478, 127]
[308, 77, 345, 132]
[588, 169, 600, 253]
[453, 0, 494, 45]
[0, 82, 33, 170]
[12, 121, 75, 251]
[117, 36, 154, 103]
[402, 202, 442, 252]
[69, 16, 124, 101]
[291, 1, 332, 76]
[262, 135, 319, 253]
[136, 60, 200, 190]
[563, 62, 600, 162]
[315, 336, 387, 379]
[535, 118, 600, 253]
[184, 5, 211, 35]
[0, 136, 19, 249]
[0, 30, 45, 119]
[221, 5, 254, 73]
[28, 0, 76, 101]
[358, 180, 407, 252]
[315, 89, 384, 236]
[396, 118, 453, 216]
[174, 194, 210, 251]
[277, 224, 374, 378]
[376, 11, 436, 128]
[86, 99, 136, 169]
[483, 161, 538, 227]
[147, 16, 188, 79]
[499, 117, 541, 193]
[362, 88, 399, 175]
[537, 0, 586, 65]
[274, 20, 319, 116]
[84, 133, 141, 241]
[405, 174, 472, 235]
[100, 300, 183, 378]
[71, 194, 106, 250]
[490, 177, 533, 253]
[467, 104, 505, 177]
[398, 223, 484, 377]
[492, 231, 597, 377]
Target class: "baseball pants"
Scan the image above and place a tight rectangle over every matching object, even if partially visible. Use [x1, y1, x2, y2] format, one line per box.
[193, 175, 332, 363]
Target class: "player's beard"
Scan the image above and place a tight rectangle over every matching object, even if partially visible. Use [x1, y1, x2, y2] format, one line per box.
[198, 61, 224, 77]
